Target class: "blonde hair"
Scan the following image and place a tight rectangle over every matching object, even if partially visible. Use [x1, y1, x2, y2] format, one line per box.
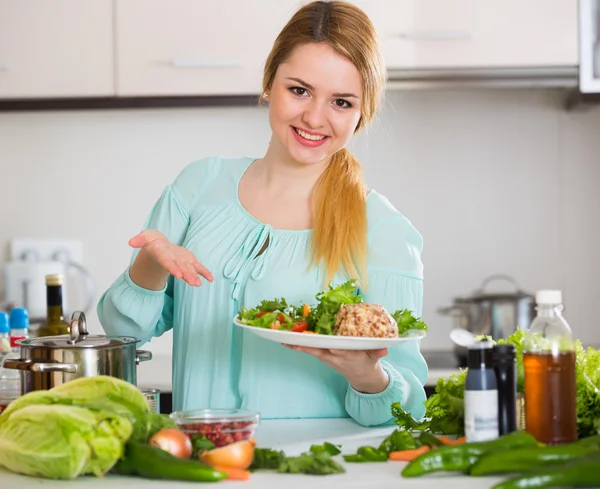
[262, 1, 386, 286]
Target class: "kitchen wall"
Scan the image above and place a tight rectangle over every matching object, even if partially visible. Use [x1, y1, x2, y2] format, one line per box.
[1, 89, 599, 357]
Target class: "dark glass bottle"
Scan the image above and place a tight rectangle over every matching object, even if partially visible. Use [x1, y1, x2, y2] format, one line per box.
[37, 274, 70, 337]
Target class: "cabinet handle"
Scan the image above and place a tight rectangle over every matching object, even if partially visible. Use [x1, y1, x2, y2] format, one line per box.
[397, 30, 471, 41]
[0, 63, 8, 71]
[170, 59, 242, 68]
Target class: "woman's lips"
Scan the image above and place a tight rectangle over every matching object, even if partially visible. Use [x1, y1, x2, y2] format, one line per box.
[290, 126, 330, 148]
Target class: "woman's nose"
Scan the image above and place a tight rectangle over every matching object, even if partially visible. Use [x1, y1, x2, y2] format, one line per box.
[301, 100, 326, 129]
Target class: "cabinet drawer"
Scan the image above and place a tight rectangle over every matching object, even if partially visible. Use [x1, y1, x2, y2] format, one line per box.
[116, 0, 298, 96]
[0, 0, 113, 99]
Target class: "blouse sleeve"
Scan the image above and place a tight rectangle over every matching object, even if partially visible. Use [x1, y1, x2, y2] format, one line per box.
[345, 216, 428, 426]
[97, 158, 216, 345]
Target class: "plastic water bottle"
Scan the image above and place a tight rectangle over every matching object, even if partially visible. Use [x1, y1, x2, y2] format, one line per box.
[9, 307, 29, 352]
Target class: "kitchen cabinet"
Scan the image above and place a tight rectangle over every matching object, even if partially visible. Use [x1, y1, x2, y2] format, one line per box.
[357, 0, 578, 70]
[0, 0, 113, 99]
[115, 0, 299, 96]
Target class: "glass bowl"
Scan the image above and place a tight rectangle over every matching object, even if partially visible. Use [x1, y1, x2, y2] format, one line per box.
[169, 408, 260, 447]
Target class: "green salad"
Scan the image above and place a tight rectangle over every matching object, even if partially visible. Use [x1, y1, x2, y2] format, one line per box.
[237, 280, 428, 337]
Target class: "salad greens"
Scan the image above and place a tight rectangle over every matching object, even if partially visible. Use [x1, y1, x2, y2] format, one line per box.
[238, 280, 429, 337]
[392, 329, 600, 438]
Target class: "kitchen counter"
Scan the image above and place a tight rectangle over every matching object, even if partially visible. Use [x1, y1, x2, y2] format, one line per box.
[0, 418, 504, 489]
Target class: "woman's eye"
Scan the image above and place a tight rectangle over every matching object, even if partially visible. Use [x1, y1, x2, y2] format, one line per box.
[290, 87, 308, 96]
[334, 99, 352, 109]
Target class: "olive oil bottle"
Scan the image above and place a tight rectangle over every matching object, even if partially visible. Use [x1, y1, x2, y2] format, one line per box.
[37, 274, 70, 337]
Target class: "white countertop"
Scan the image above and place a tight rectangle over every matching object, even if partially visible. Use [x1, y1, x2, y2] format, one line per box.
[0, 419, 503, 489]
[136, 354, 461, 393]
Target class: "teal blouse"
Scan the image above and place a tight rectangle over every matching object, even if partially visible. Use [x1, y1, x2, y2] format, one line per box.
[98, 156, 427, 426]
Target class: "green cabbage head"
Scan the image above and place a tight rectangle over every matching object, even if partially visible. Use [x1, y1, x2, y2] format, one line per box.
[0, 404, 132, 479]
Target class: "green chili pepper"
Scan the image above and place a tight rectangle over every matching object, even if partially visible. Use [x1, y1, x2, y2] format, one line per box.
[470, 443, 600, 476]
[113, 442, 226, 482]
[357, 446, 388, 462]
[492, 453, 600, 489]
[343, 454, 368, 463]
[401, 431, 540, 477]
[310, 442, 342, 456]
[378, 429, 419, 453]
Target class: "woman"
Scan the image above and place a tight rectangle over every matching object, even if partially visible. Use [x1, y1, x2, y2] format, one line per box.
[98, 0, 427, 427]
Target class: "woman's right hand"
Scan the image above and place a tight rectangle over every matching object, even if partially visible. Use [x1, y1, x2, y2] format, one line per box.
[128, 230, 213, 287]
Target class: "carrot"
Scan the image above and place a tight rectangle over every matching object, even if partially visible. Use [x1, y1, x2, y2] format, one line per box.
[212, 465, 251, 481]
[301, 331, 316, 334]
[438, 435, 466, 445]
[388, 445, 430, 462]
[302, 303, 311, 317]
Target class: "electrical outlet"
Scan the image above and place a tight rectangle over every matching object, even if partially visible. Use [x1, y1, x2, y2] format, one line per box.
[9, 238, 84, 264]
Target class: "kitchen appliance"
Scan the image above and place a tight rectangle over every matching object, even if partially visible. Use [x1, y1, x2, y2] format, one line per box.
[3, 311, 152, 394]
[438, 274, 535, 367]
[2, 254, 94, 322]
[579, 0, 600, 93]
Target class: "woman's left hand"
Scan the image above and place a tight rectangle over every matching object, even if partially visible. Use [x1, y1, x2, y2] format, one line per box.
[283, 345, 390, 394]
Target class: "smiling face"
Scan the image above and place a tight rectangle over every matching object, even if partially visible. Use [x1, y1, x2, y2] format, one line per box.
[266, 42, 363, 167]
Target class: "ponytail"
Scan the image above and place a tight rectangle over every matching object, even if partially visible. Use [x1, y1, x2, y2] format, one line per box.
[310, 148, 368, 287]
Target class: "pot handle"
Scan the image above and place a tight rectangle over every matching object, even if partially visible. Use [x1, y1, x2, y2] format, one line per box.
[478, 274, 522, 292]
[3, 358, 78, 373]
[136, 350, 152, 365]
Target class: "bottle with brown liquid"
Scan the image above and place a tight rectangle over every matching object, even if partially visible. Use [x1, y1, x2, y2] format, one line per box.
[37, 274, 71, 337]
[523, 290, 577, 445]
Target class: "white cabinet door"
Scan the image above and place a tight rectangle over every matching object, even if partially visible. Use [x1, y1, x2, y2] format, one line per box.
[116, 0, 299, 96]
[361, 0, 578, 69]
[0, 0, 113, 99]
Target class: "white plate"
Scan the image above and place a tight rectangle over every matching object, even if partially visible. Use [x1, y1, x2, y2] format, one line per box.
[233, 317, 426, 350]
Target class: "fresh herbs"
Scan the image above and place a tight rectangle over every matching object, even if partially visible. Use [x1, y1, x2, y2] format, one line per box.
[251, 443, 345, 475]
[238, 280, 428, 337]
[189, 434, 215, 458]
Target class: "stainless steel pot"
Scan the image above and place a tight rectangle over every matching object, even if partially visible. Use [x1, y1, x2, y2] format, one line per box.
[438, 274, 535, 366]
[4, 311, 152, 394]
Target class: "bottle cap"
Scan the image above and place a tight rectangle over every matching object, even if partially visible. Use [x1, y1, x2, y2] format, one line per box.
[0, 312, 9, 334]
[536, 290, 562, 305]
[492, 343, 516, 365]
[467, 340, 494, 369]
[9, 308, 29, 330]
[45, 274, 64, 286]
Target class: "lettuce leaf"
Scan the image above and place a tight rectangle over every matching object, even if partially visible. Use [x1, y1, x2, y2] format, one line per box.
[392, 309, 429, 335]
[309, 280, 363, 335]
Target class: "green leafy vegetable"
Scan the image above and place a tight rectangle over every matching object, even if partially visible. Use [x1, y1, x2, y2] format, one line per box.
[0, 376, 159, 447]
[0, 404, 132, 479]
[309, 442, 342, 456]
[189, 434, 215, 458]
[278, 451, 345, 475]
[146, 412, 178, 440]
[574, 343, 600, 438]
[250, 448, 286, 470]
[392, 370, 467, 435]
[309, 280, 363, 334]
[392, 309, 429, 335]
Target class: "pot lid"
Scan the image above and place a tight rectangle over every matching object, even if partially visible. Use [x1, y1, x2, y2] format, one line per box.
[454, 274, 534, 303]
[21, 335, 138, 349]
[21, 311, 138, 349]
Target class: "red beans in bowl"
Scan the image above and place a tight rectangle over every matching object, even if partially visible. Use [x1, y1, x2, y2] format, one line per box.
[169, 409, 260, 448]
